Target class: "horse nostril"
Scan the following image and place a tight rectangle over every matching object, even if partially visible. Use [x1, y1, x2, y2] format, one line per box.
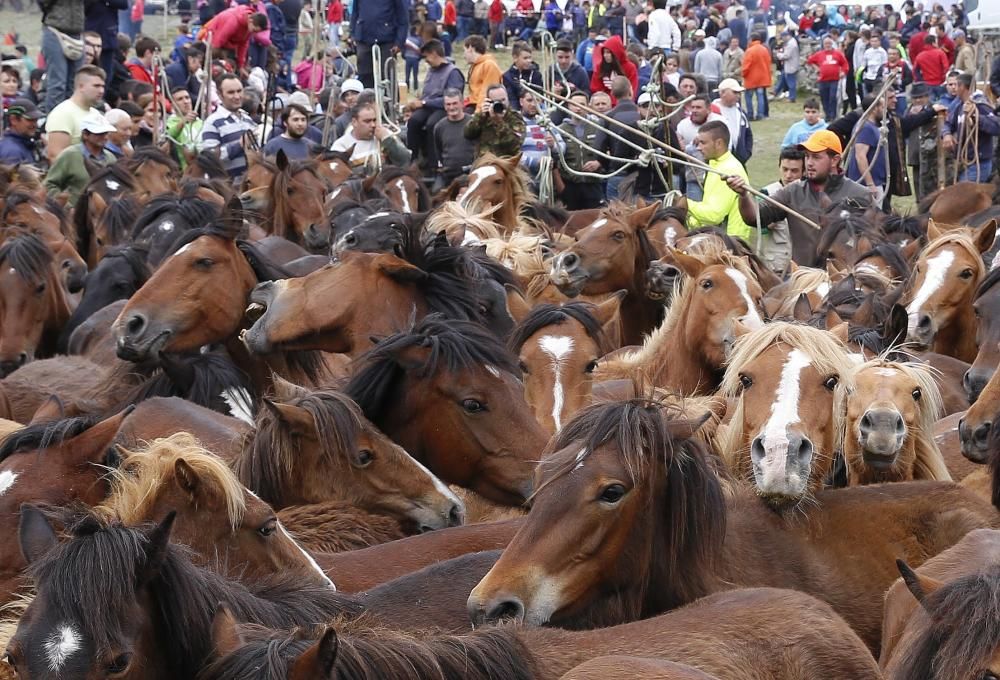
[562, 252, 579, 269]
[126, 313, 147, 336]
[894, 414, 905, 433]
[975, 422, 992, 444]
[963, 369, 973, 391]
[486, 597, 525, 623]
[447, 503, 464, 527]
[750, 436, 765, 465]
[17, 353, 27, 366]
[860, 413, 873, 432]
[917, 314, 932, 331]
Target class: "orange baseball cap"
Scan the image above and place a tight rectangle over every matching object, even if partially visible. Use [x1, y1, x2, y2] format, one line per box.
[799, 129, 843, 155]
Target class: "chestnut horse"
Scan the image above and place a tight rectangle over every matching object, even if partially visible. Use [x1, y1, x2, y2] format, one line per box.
[507, 298, 621, 433]
[561, 657, 720, 679]
[964, 267, 1000, 402]
[0, 233, 72, 377]
[344, 316, 547, 506]
[96, 433, 334, 587]
[720, 322, 855, 510]
[2, 192, 87, 293]
[596, 247, 765, 394]
[921, 180, 998, 226]
[197, 588, 880, 680]
[960, 357, 1000, 463]
[844, 358, 951, 485]
[903, 219, 996, 361]
[549, 202, 664, 346]
[467, 399, 998, 650]
[459, 153, 532, 235]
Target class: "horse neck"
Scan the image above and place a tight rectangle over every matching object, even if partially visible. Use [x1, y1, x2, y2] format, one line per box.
[641, 306, 721, 395]
[40, 271, 72, 356]
[498, 188, 521, 234]
[934, 304, 979, 362]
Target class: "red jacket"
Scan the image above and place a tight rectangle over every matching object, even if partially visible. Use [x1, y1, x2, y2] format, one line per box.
[488, 0, 503, 22]
[741, 39, 772, 89]
[807, 48, 849, 82]
[205, 5, 256, 68]
[914, 47, 949, 85]
[589, 35, 638, 105]
[327, 0, 343, 23]
[444, 0, 456, 25]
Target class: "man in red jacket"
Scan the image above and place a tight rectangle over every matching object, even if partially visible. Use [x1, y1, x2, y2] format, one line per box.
[913, 34, 950, 98]
[806, 35, 848, 123]
[205, 5, 269, 70]
[126, 36, 160, 85]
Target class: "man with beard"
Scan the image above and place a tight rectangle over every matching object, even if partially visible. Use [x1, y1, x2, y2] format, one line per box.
[263, 103, 316, 159]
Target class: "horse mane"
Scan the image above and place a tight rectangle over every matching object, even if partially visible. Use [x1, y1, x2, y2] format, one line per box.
[197, 619, 534, 680]
[26, 512, 363, 678]
[719, 322, 855, 473]
[901, 230, 987, 306]
[237, 388, 366, 505]
[97, 433, 247, 530]
[483, 234, 549, 298]
[0, 414, 104, 463]
[270, 159, 327, 240]
[535, 399, 727, 620]
[124, 146, 180, 174]
[393, 237, 494, 325]
[855, 242, 911, 282]
[425, 200, 503, 244]
[100, 193, 142, 246]
[188, 149, 230, 179]
[815, 204, 883, 266]
[123, 350, 256, 416]
[101, 244, 152, 286]
[880, 213, 926, 242]
[654, 205, 688, 225]
[345, 315, 520, 424]
[131, 194, 221, 241]
[975, 264, 1000, 302]
[508, 301, 613, 356]
[71, 164, 138, 253]
[0, 230, 53, 284]
[473, 152, 532, 214]
[770, 267, 831, 318]
[892, 564, 1000, 680]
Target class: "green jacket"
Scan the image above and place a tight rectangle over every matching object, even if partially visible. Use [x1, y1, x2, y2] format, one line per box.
[558, 118, 604, 184]
[464, 109, 525, 158]
[166, 114, 205, 170]
[44, 144, 115, 204]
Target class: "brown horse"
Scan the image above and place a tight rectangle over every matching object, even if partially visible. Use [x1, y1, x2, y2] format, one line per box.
[508, 298, 621, 433]
[459, 153, 532, 235]
[844, 358, 951, 485]
[0, 233, 72, 377]
[596, 247, 764, 394]
[0, 410, 127, 604]
[903, 220, 996, 361]
[719, 322, 855, 509]
[960, 356, 1000, 463]
[562, 658, 720, 679]
[344, 316, 547, 506]
[467, 399, 998, 651]
[922, 180, 997, 226]
[1, 193, 87, 292]
[964, 267, 1000, 402]
[266, 151, 334, 253]
[96, 433, 334, 587]
[377, 165, 431, 214]
[549, 202, 664, 346]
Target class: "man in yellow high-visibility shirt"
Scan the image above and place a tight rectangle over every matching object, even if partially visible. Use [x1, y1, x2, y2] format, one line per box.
[685, 119, 752, 241]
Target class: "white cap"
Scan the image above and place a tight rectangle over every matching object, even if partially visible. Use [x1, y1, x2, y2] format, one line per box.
[637, 92, 652, 105]
[341, 78, 364, 95]
[718, 77, 745, 92]
[80, 111, 117, 134]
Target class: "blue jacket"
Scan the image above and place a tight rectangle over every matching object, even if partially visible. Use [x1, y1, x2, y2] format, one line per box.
[503, 65, 543, 111]
[265, 2, 287, 54]
[576, 37, 595, 72]
[350, 0, 410, 47]
[426, 0, 442, 21]
[943, 96, 1000, 164]
[0, 132, 37, 165]
[165, 59, 200, 101]
[84, 0, 128, 47]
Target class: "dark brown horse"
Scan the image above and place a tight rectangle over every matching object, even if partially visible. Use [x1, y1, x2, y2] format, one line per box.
[1, 192, 87, 293]
[964, 267, 1000, 402]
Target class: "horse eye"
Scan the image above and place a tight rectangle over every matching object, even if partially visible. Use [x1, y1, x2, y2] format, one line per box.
[824, 375, 839, 390]
[195, 258, 214, 269]
[462, 398, 485, 413]
[356, 449, 374, 467]
[700, 278, 713, 290]
[258, 518, 277, 537]
[981, 673, 999, 680]
[96, 237, 104, 246]
[912, 388, 922, 401]
[739, 374, 753, 390]
[35, 281, 46, 295]
[107, 652, 132, 675]
[585, 360, 598, 373]
[960, 268, 975, 279]
[598, 483, 627, 504]
[518, 360, 530, 374]
[611, 231, 626, 241]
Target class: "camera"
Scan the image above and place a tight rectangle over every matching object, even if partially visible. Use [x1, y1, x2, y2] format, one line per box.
[491, 100, 506, 115]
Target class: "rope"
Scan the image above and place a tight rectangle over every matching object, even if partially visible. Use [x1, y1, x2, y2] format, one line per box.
[537, 155, 554, 204]
[843, 71, 896, 158]
[197, 31, 213, 122]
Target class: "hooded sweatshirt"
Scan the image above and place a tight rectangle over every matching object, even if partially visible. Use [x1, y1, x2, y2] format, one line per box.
[589, 36, 639, 105]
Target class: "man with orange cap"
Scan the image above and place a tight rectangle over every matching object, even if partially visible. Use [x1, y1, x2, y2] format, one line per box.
[725, 129, 871, 266]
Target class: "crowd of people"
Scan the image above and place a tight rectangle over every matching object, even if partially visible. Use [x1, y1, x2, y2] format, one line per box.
[0, 0, 998, 259]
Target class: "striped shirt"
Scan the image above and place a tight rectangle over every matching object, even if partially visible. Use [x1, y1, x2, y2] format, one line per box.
[198, 107, 257, 178]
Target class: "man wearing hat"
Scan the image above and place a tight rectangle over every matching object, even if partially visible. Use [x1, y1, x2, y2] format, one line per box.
[333, 78, 364, 140]
[905, 82, 944, 201]
[726, 130, 872, 265]
[0, 99, 44, 165]
[713, 77, 752, 164]
[44, 111, 117, 203]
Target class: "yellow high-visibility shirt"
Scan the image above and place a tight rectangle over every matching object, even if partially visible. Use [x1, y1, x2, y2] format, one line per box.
[686, 150, 752, 241]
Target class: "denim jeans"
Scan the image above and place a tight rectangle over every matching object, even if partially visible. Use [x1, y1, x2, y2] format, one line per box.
[744, 87, 768, 119]
[42, 26, 83, 113]
[958, 160, 993, 183]
[404, 57, 420, 90]
[818, 80, 838, 123]
[457, 16, 473, 39]
[774, 71, 797, 101]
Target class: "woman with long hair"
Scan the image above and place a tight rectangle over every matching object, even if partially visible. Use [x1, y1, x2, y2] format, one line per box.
[589, 35, 638, 105]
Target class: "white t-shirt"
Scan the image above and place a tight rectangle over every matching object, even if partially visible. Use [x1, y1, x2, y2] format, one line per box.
[331, 129, 380, 166]
[862, 47, 888, 81]
[676, 111, 724, 147]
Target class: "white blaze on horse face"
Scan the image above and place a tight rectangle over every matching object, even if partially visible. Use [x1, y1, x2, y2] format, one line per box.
[756, 349, 811, 490]
[725, 268, 763, 330]
[106, 179, 120, 191]
[172, 242, 195, 258]
[44, 624, 81, 671]
[815, 281, 830, 298]
[906, 249, 956, 336]
[0, 470, 17, 496]
[538, 335, 574, 431]
[664, 226, 677, 247]
[395, 179, 412, 213]
[327, 186, 343, 202]
[485, 365, 501, 379]
[275, 521, 337, 590]
[461, 166, 498, 207]
[582, 218, 607, 235]
[874, 368, 898, 378]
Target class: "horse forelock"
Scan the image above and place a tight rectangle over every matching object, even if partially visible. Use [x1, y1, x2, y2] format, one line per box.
[509, 302, 612, 356]
[0, 231, 53, 284]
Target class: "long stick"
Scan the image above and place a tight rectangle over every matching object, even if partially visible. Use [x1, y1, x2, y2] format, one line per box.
[842, 71, 896, 158]
[520, 81, 825, 231]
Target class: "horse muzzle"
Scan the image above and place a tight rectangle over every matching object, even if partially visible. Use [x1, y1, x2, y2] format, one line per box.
[963, 366, 993, 404]
[750, 431, 813, 508]
[906, 312, 936, 349]
[0, 352, 30, 378]
[959, 416, 992, 463]
[303, 224, 330, 254]
[858, 408, 905, 465]
[549, 252, 588, 297]
[114, 312, 172, 362]
[645, 261, 680, 301]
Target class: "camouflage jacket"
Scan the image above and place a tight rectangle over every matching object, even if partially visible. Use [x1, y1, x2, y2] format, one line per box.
[463, 109, 526, 158]
[558, 117, 604, 184]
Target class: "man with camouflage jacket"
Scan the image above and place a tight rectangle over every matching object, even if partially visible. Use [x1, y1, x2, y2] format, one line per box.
[556, 90, 606, 209]
[464, 83, 526, 158]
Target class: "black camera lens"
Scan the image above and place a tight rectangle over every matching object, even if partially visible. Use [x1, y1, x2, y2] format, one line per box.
[492, 101, 506, 114]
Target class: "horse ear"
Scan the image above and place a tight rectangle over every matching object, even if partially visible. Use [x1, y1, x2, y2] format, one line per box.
[29, 394, 67, 423]
[77, 406, 134, 465]
[829, 321, 850, 344]
[267, 400, 314, 436]
[140, 511, 177, 583]
[376, 255, 428, 283]
[896, 559, 943, 609]
[592, 290, 626, 329]
[90, 191, 107, 215]
[269, 373, 309, 401]
[290, 627, 339, 680]
[362, 173, 380, 192]
[883, 303, 909, 347]
[901, 238, 922, 263]
[974, 219, 997, 254]
[667, 247, 706, 279]
[630, 202, 660, 229]
[275, 148, 290, 171]
[510, 152, 522, 167]
[245, 149, 262, 168]
[824, 306, 844, 330]
[926, 219, 944, 242]
[19, 504, 59, 565]
[792, 293, 812, 321]
[174, 458, 201, 497]
[211, 604, 246, 658]
[504, 284, 532, 324]
[825, 259, 843, 280]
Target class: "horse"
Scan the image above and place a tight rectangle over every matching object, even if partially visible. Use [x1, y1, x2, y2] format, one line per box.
[344, 315, 547, 506]
[964, 267, 1000, 403]
[960, 357, 1000, 463]
[95, 433, 334, 587]
[815, 203, 885, 269]
[920, 179, 999, 226]
[561, 657, 721, 679]
[1, 192, 87, 293]
[549, 202, 664, 346]
[375, 165, 432, 214]
[197, 587, 880, 680]
[719, 322, 855, 510]
[467, 399, 999, 650]
[233, 379, 465, 531]
[508, 298, 621, 433]
[264, 151, 334, 253]
[183, 149, 230, 180]
[0, 410, 128, 604]
[130, 194, 222, 267]
[903, 219, 996, 362]
[329, 201, 414, 256]
[459, 153, 534, 235]
[844, 358, 951, 485]
[595, 247, 765, 394]
[0, 233, 72, 377]
[72, 164, 141, 266]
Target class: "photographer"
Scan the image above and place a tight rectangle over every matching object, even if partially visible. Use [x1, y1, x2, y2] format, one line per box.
[463, 83, 526, 157]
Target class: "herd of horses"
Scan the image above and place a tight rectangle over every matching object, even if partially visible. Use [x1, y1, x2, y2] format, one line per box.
[3, 142, 1000, 678]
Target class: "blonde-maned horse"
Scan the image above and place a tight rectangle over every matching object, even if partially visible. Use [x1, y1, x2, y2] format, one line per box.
[761, 265, 832, 320]
[458, 153, 536, 236]
[844, 358, 951, 485]
[720, 322, 856, 511]
[425, 199, 503, 246]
